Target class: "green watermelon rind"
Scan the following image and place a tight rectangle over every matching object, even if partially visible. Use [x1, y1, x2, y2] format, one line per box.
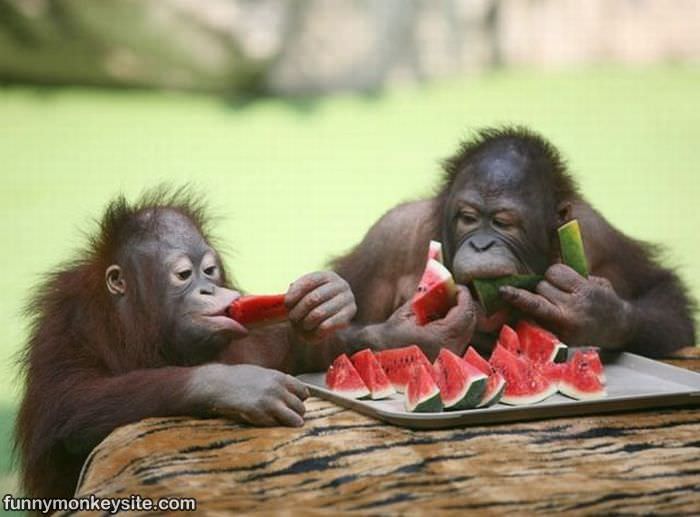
[558, 219, 589, 278]
[405, 387, 443, 413]
[551, 343, 568, 363]
[442, 375, 487, 410]
[477, 374, 506, 408]
[472, 275, 543, 315]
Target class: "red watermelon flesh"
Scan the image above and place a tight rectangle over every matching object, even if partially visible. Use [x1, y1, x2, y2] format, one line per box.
[559, 350, 607, 400]
[463, 346, 505, 407]
[515, 320, 568, 363]
[497, 324, 524, 356]
[350, 349, 395, 399]
[228, 294, 288, 327]
[433, 349, 487, 410]
[412, 259, 457, 325]
[489, 344, 557, 405]
[539, 362, 566, 389]
[578, 348, 606, 384]
[326, 354, 369, 399]
[405, 363, 443, 413]
[428, 240, 444, 263]
[375, 345, 433, 393]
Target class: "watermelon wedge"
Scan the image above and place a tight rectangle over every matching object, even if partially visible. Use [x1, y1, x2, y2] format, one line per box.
[515, 320, 568, 364]
[375, 345, 432, 393]
[463, 346, 506, 407]
[411, 259, 458, 325]
[326, 354, 369, 399]
[405, 363, 443, 413]
[433, 349, 487, 410]
[428, 240, 444, 263]
[578, 348, 606, 384]
[559, 350, 607, 400]
[497, 324, 524, 356]
[228, 294, 288, 327]
[558, 219, 589, 277]
[350, 349, 395, 399]
[489, 344, 557, 405]
[471, 274, 542, 315]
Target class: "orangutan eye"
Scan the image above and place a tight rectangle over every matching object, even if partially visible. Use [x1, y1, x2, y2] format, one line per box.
[203, 265, 217, 276]
[459, 212, 478, 225]
[176, 269, 192, 281]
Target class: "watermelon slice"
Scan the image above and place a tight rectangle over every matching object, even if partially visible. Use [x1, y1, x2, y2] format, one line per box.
[539, 362, 565, 389]
[228, 294, 288, 327]
[578, 348, 606, 384]
[411, 259, 458, 325]
[515, 320, 568, 363]
[558, 219, 589, 277]
[326, 354, 369, 399]
[405, 363, 443, 412]
[375, 345, 432, 393]
[433, 349, 487, 410]
[350, 349, 395, 399]
[559, 350, 607, 400]
[471, 274, 542, 315]
[497, 324, 524, 356]
[489, 344, 557, 405]
[427, 240, 444, 263]
[463, 346, 506, 407]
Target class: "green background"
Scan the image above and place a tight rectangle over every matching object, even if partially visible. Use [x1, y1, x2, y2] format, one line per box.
[1, 66, 699, 500]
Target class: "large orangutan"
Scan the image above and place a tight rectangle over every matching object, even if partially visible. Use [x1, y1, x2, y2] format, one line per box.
[15, 188, 356, 500]
[332, 126, 695, 358]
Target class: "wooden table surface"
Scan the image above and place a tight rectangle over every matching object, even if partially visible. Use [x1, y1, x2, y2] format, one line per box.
[68, 348, 700, 515]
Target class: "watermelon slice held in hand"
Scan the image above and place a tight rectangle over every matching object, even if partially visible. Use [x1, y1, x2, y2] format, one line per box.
[405, 363, 443, 413]
[376, 345, 432, 393]
[411, 259, 458, 325]
[433, 348, 487, 410]
[427, 240, 444, 263]
[489, 344, 557, 405]
[463, 346, 506, 407]
[228, 294, 288, 328]
[515, 320, 568, 364]
[350, 349, 395, 399]
[326, 354, 369, 399]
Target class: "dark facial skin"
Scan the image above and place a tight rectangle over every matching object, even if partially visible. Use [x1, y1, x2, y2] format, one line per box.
[445, 148, 554, 285]
[106, 210, 247, 365]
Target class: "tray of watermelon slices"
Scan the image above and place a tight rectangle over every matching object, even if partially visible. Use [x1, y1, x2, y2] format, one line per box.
[297, 234, 700, 429]
[298, 321, 700, 429]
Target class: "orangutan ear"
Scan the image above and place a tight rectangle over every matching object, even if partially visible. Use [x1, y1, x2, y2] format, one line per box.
[557, 201, 573, 226]
[105, 265, 126, 296]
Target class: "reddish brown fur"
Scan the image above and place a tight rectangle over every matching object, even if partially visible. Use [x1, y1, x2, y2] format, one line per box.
[332, 127, 696, 357]
[14, 187, 228, 499]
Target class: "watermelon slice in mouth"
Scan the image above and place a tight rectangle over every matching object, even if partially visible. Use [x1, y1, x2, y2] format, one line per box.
[326, 354, 370, 399]
[433, 348, 487, 410]
[350, 349, 395, 399]
[228, 294, 288, 328]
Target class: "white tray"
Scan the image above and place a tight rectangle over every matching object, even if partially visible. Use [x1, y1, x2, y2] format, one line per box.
[297, 351, 700, 429]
